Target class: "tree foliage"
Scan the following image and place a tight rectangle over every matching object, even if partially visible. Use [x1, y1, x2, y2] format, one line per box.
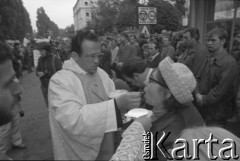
[65, 24, 75, 36]
[85, 0, 121, 34]
[175, 0, 187, 16]
[59, 24, 75, 38]
[116, 0, 138, 31]
[148, 0, 181, 33]
[36, 7, 59, 38]
[85, 0, 185, 34]
[0, 0, 32, 41]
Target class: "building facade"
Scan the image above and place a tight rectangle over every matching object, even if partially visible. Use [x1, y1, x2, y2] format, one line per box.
[190, 0, 240, 51]
[73, 0, 98, 32]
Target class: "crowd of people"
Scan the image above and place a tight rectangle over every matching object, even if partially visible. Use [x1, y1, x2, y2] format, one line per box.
[0, 27, 240, 160]
[0, 36, 70, 159]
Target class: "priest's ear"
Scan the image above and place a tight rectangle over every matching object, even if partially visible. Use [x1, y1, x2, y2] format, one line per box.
[71, 52, 80, 61]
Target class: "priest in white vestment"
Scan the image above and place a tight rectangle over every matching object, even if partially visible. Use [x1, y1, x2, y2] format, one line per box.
[48, 30, 141, 160]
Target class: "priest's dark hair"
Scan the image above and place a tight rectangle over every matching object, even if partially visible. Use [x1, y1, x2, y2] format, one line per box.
[71, 30, 99, 56]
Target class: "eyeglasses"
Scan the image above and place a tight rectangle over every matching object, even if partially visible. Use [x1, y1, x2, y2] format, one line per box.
[148, 77, 162, 86]
[82, 53, 103, 60]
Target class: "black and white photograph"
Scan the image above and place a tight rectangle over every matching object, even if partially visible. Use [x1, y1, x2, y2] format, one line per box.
[0, 0, 240, 160]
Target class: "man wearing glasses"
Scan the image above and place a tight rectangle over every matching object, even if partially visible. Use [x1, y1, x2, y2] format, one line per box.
[48, 30, 142, 160]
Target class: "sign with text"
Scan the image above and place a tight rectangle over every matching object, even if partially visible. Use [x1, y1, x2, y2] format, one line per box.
[138, 7, 157, 25]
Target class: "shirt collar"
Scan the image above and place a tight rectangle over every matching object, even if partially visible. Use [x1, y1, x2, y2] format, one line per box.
[70, 58, 88, 75]
[209, 49, 227, 67]
[151, 52, 159, 60]
[144, 68, 153, 85]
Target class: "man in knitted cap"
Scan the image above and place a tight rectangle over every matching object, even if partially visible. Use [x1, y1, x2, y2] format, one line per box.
[195, 28, 239, 126]
[144, 56, 204, 160]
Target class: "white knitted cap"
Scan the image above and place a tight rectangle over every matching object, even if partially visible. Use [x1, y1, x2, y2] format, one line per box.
[158, 57, 197, 104]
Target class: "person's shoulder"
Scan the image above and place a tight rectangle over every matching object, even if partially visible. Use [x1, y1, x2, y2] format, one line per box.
[50, 69, 75, 86]
[221, 50, 236, 62]
[97, 67, 111, 78]
[217, 51, 238, 70]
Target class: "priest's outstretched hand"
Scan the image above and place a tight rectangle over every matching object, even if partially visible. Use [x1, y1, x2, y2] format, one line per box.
[115, 92, 141, 112]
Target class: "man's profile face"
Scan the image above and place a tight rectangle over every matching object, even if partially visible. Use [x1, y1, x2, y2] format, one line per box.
[78, 39, 101, 74]
[206, 34, 224, 52]
[183, 32, 191, 42]
[0, 60, 22, 125]
[124, 74, 144, 88]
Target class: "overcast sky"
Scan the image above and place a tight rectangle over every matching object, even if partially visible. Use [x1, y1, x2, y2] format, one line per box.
[22, 0, 76, 31]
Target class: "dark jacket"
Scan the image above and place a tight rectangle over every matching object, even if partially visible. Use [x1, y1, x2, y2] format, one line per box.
[151, 103, 204, 160]
[161, 45, 175, 60]
[36, 54, 62, 88]
[197, 48, 239, 124]
[99, 49, 111, 75]
[186, 42, 209, 82]
[148, 53, 162, 68]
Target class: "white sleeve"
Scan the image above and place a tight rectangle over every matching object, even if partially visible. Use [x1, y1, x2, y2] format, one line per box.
[48, 75, 117, 136]
[105, 99, 117, 132]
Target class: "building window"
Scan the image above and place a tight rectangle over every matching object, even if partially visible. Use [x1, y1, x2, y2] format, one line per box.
[86, 13, 90, 17]
[85, 2, 88, 6]
[214, 0, 235, 20]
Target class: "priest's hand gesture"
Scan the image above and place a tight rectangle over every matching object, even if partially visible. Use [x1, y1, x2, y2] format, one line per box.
[115, 92, 141, 112]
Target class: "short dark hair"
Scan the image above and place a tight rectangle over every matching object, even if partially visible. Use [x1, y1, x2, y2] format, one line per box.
[206, 28, 228, 40]
[184, 28, 200, 41]
[38, 42, 51, 52]
[121, 57, 147, 78]
[71, 30, 99, 56]
[0, 42, 12, 64]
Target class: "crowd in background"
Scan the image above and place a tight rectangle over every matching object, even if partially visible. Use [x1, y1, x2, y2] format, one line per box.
[98, 28, 240, 125]
[0, 26, 240, 160]
[0, 36, 71, 157]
